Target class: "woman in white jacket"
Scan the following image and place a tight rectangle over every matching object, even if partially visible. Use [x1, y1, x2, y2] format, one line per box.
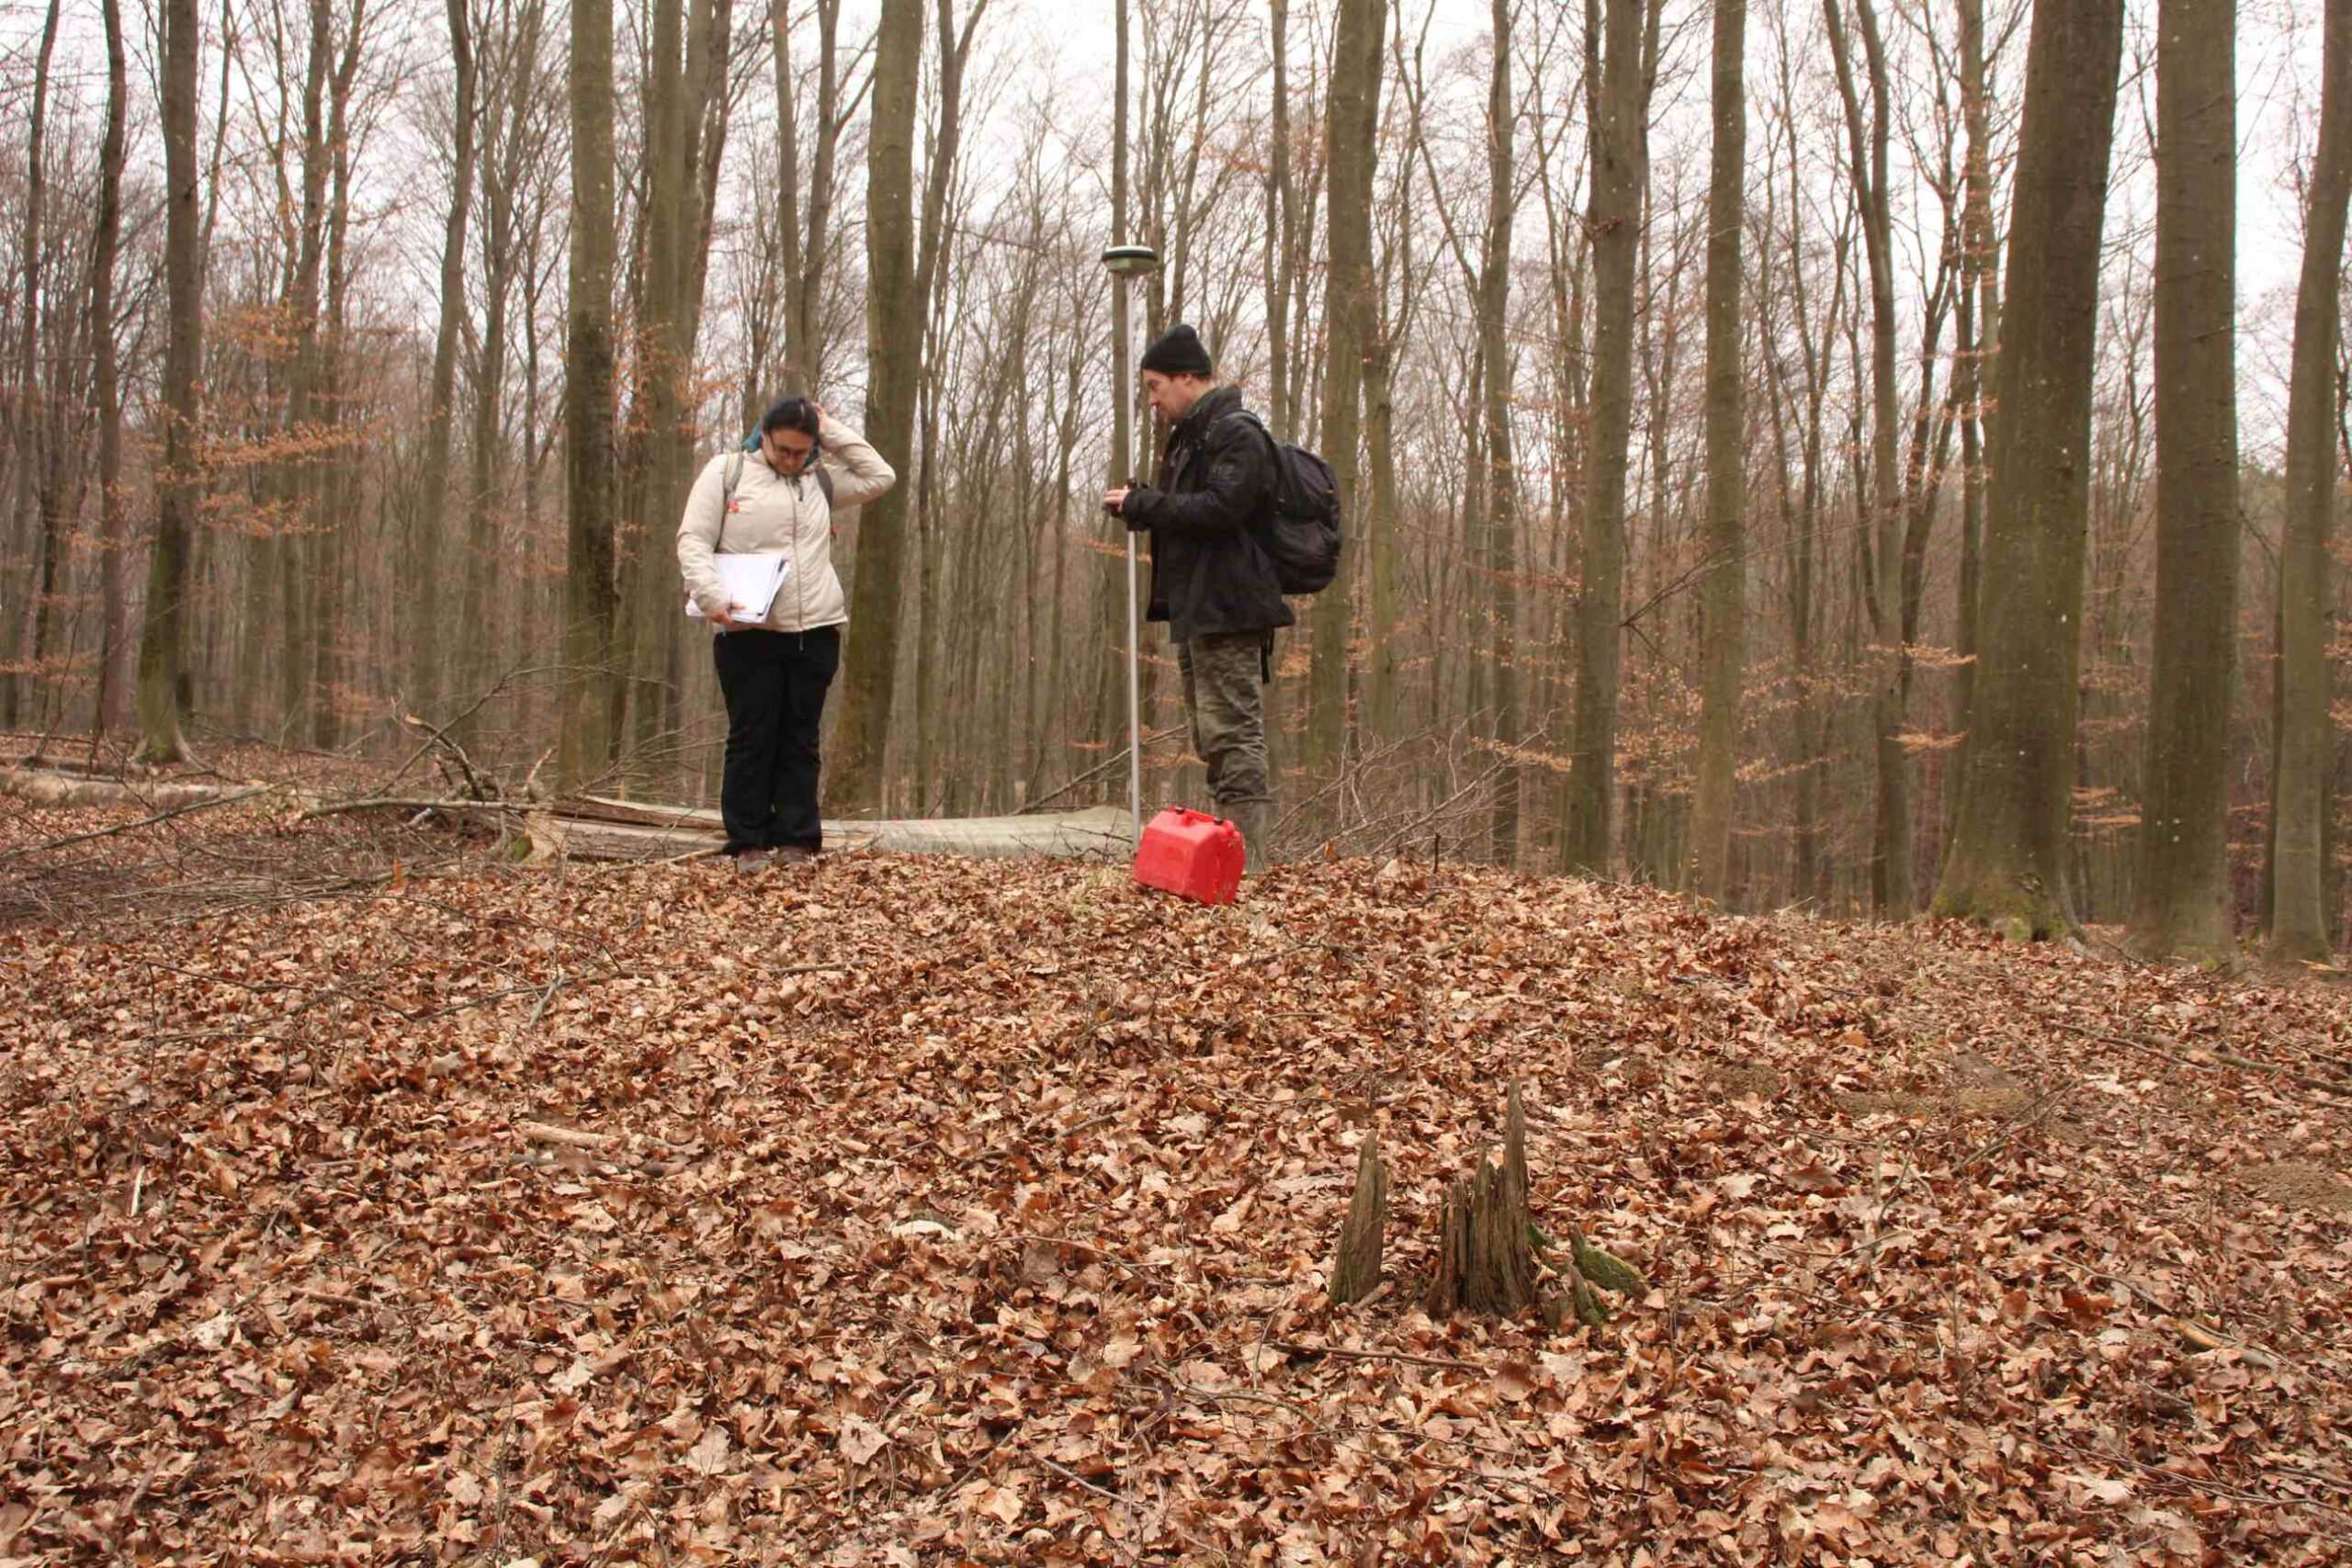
[677, 397, 896, 867]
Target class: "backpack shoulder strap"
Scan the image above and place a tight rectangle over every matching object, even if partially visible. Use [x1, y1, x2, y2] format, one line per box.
[814, 464, 835, 507]
[718, 451, 746, 552]
[1219, 409, 1286, 507]
[1222, 409, 1272, 443]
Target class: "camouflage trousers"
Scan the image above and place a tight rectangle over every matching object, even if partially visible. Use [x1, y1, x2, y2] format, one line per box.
[1177, 631, 1272, 810]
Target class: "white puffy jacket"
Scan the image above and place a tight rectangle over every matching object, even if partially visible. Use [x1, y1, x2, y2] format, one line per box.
[675, 414, 897, 633]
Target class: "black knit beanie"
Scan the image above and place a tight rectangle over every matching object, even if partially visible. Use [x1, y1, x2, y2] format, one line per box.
[1139, 321, 1214, 378]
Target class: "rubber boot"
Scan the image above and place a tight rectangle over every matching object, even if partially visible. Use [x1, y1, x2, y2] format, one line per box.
[1226, 798, 1274, 874]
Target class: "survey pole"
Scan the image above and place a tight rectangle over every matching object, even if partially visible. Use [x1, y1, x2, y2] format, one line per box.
[1102, 243, 1160, 844]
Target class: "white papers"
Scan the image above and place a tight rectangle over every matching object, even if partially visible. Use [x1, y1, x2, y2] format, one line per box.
[685, 552, 791, 622]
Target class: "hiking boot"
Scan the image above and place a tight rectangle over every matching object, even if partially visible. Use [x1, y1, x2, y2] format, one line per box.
[1225, 799, 1275, 874]
[773, 844, 819, 866]
[730, 848, 772, 874]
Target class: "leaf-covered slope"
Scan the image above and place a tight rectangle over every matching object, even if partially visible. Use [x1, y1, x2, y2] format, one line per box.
[5, 834, 2349, 1564]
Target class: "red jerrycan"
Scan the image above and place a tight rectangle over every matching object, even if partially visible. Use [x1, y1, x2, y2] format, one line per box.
[1132, 807, 1246, 905]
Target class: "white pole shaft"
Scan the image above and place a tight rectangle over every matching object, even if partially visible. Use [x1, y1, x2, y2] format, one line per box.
[1120, 282, 1142, 843]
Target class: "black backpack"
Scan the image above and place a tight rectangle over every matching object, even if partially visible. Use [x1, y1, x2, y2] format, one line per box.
[1226, 411, 1341, 595]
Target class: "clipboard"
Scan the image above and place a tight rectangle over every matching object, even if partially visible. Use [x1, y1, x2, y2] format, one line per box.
[686, 552, 791, 622]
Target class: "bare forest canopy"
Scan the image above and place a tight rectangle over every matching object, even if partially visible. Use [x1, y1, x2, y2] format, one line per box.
[1, 0, 2349, 955]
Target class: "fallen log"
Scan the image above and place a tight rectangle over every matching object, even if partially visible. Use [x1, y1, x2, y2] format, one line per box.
[0, 765, 280, 814]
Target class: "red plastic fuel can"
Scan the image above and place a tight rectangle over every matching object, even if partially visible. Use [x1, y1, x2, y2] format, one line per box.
[1132, 807, 1246, 905]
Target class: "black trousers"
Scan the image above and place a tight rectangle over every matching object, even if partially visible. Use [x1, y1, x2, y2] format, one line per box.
[712, 626, 841, 853]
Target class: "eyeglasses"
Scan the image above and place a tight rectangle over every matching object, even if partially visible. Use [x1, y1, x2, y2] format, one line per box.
[767, 436, 815, 463]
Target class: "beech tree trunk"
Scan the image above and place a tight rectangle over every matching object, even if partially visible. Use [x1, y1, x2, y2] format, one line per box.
[775, 0, 845, 394]
[1824, 0, 1911, 917]
[1363, 68, 1405, 757]
[559, 0, 621, 789]
[1564, 0, 1657, 874]
[1933, 0, 2125, 939]
[1266, 0, 1295, 435]
[2, 0, 62, 734]
[311, 2, 367, 750]
[2269, 0, 2352, 962]
[275, 0, 334, 737]
[1690, 0, 1746, 903]
[89, 0, 130, 741]
[2129, 0, 2238, 961]
[1478, 0, 1519, 863]
[830, 0, 925, 811]
[414, 0, 478, 716]
[1947, 0, 1997, 839]
[139, 0, 205, 763]
[1310, 0, 1385, 780]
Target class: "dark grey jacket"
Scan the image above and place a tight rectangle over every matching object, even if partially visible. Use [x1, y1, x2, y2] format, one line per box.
[1123, 384, 1295, 643]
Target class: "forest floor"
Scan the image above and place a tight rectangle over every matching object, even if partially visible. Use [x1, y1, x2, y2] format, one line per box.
[5, 761, 2352, 1566]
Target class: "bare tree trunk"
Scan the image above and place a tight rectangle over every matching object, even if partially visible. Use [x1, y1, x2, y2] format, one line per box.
[1478, 0, 1518, 862]
[559, 0, 621, 788]
[1565, 0, 1657, 874]
[2270, 0, 2352, 962]
[1947, 0, 1996, 846]
[1933, 0, 2125, 939]
[1306, 0, 1384, 782]
[311, 3, 368, 750]
[414, 0, 479, 716]
[831, 0, 927, 811]
[2128, 0, 2238, 959]
[620, 0, 698, 778]
[1266, 0, 1295, 434]
[773, 0, 844, 394]
[139, 0, 205, 762]
[3, 0, 62, 732]
[5, 0, 65, 738]
[1824, 0, 1911, 917]
[1363, 168, 1405, 750]
[458, 0, 541, 715]
[89, 0, 130, 742]
[1690, 0, 1746, 902]
[275, 0, 334, 738]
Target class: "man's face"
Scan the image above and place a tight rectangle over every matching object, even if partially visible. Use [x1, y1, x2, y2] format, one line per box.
[762, 426, 816, 473]
[1142, 370, 1208, 427]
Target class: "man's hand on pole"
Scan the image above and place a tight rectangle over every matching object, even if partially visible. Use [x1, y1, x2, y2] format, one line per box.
[1104, 485, 1150, 529]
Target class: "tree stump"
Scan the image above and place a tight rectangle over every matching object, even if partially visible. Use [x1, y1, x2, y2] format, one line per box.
[1328, 1130, 1389, 1306]
[1425, 1082, 1538, 1317]
[1423, 1082, 1649, 1330]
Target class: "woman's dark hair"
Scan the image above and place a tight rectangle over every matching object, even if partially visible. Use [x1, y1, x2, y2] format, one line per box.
[760, 397, 821, 439]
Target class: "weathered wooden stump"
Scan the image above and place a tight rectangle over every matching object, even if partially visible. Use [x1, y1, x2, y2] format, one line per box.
[1422, 1081, 1648, 1330]
[1329, 1131, 1390, 1306]
[1425, 1082, 1539, 1317]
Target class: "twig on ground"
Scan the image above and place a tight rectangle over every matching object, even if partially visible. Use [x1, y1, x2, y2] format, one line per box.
[517, 1120, 613, 1150]
[525, 968, 566, 1032]
[1269, 1340, 1489, 1373]
[2048, 1018, 2352, 1100]
[1036, 1457, 1125, 1503]
[297, 796, 523, 823]
[0, 784, 276, 866]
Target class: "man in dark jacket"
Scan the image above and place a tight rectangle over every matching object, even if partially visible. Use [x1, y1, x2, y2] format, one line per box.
[1102, 323, 1291, 871]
